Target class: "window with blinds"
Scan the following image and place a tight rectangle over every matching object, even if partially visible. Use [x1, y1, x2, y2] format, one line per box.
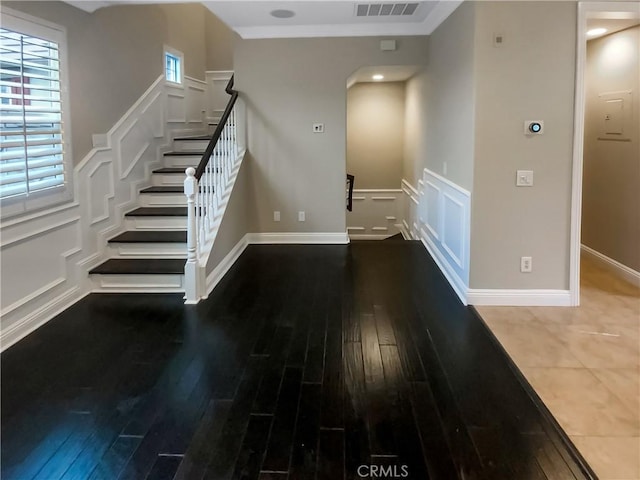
[0, 27, 66, 200]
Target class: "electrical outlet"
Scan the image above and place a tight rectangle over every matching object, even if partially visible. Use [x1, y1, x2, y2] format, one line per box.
[521, 256, 532, 273]
[298, 211, 305, 222]
[312, 123, 324, 133]
[273, 211, 280, 222]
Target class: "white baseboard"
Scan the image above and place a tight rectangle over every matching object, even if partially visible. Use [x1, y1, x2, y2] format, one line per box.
[349, 234, 391, 240]
[204, 234, 250, 298]
[247, 232, 350, 244]
[420, 235, 468, 305]
[581, 244, 640, 288]
[467, 289, 572, 306]
[1, 287, 88, 352]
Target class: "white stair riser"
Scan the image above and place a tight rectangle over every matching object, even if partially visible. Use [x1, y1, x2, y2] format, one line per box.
[140, 193, 186, 207]
[152, 174, 184, 186]
[107, 243, 186, 257]
[125, 216, 187, 230]
[164, 155, 200, 167]
[173, 140, 209, 151]
[90, 273, 185, 293]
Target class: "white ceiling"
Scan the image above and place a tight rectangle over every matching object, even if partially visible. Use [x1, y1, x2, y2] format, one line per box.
[203, 1, 462, 39]
[347, 64, 421, 88]
[586, 18, 640, 40]
[64, 1, 462, 39]
[65, 1, 119, 12]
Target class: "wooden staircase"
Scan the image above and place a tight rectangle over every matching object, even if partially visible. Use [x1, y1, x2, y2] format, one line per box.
[88, 135, 209, 293]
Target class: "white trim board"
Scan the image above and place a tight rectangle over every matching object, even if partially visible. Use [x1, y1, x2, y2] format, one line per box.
[349, 234, 393, 240]
[420, 235, 468, 305]
[247, 232, 350, 244]
[467, 289, 572, 307]
[1, 288, 88, 352]
[581, 244, 640, 288]
[204, 234, 250, 300]
[569, 2, 640, 307]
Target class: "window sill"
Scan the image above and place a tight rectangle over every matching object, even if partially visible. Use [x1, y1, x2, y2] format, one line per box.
[1, 187, 75, 225]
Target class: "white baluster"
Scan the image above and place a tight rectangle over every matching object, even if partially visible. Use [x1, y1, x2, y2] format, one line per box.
[202, 169, 207, 242]
[203, 161, 209, 236]
[210, 156, 215, 230]
[184, 167, 198, 302]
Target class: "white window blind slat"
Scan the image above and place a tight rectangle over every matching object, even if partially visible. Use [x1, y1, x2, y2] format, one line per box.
[0, 94, 60, 104]
[0, 26, 66, 199]
[1, 137, 61, 149]
[1, 128, 61, 137]
[1, 155, 62, 173]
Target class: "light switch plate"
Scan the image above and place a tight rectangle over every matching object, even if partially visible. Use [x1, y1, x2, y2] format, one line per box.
[516, 170, 534, 187]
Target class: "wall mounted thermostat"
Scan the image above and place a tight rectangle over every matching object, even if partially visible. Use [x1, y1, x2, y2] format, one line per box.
[524, 120, 544, 135]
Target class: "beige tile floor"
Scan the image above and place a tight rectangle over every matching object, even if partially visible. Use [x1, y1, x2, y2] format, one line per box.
[477, 255, 640, 480]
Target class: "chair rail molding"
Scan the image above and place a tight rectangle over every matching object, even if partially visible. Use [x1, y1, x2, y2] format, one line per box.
[205, 70, 234, 124]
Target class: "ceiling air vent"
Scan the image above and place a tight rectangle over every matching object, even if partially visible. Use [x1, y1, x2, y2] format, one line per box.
[356, 3, 419, 17]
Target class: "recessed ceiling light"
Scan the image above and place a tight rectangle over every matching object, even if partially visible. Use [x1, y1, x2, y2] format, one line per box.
[587, 27, 608, 37]
[270, 9, 295, 19]
[372, 74, 384, 81]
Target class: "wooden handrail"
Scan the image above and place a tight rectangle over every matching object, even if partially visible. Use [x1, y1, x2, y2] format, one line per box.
[194, 75, 238, 180]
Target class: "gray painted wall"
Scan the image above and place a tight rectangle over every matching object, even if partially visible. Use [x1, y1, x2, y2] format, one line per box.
[582, 26, 640, 272]
[205, 11, 236, 71]
[402, 1, 578, 291]
[4, 1, 224, 163]
[418, 2, 476, 191]
[470, 1, 577, 289]
[234, 36, 428, 233]
[403, 70, 427, 187]
[206, 155, 256, 273]
[347, 81, 405, 189]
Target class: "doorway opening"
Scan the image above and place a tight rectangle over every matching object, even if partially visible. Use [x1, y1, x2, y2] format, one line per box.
[345, 65, 420, 241]
[571, 2, 640, 305]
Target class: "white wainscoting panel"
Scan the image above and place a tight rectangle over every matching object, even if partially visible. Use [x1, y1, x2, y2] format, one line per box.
[185, 76, 206, 124]
[401, 170, 470, 304]
[166, 90, 186, 123]
[401, 180, 419, 240]
[1, 74, 209, 351]
[205, 70, 233, 123]
[348, 189, 403, 240]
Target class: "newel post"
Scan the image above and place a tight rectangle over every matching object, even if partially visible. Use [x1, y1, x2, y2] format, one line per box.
[184, 167, 199, 303]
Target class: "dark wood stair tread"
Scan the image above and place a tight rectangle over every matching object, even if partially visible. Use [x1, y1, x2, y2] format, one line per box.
[164, 151, 205, 156]
[173, 135, 210, 141]
[125, 207, 187, 217]
[139, 186, 184, 194]
[108, 231, 187, 243]
[89, 258, 186, 275]
[153, 167, 193, 174]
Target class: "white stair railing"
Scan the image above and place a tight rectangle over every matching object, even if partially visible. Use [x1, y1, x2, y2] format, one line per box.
[184, 76, 241, 303]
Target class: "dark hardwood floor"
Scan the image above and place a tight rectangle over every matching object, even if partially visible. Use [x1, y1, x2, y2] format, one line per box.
[1, 242, 595, 480]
